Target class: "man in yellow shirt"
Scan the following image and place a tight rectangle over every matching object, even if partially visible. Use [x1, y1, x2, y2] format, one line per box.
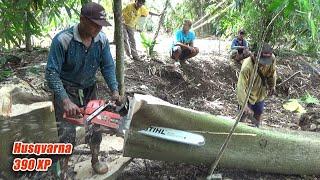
[236, 43, 277, 127]
[122, 0, 159, 61]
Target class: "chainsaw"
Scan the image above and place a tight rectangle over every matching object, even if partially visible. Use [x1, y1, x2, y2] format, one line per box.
[63, 99, 128, 133]
[63, 96, 206, 146]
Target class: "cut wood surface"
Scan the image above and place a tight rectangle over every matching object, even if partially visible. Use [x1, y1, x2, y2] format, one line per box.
[73, 135, 131, 180]
[74, 157, 132, 180]
[0, 80, 50, 116]
[123, 94, 320, 176]
[0, 81, 57, 178]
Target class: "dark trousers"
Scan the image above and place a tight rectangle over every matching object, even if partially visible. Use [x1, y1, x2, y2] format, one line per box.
[248, 101, 265, 117]
[170, 45, 192, 61]
[53, 84, 102, 146]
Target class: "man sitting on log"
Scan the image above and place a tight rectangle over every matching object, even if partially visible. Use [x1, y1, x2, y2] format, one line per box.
[170, 20, 199, 69]
[230, 29, 251, 64]
[45, 2, 121, 175]
[237, 43, 277, 127]
[122, 0, 160, 61]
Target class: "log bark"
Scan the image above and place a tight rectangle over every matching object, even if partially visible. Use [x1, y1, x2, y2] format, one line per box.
[113, 0, 125, 96]
[123, 94, 320, 176]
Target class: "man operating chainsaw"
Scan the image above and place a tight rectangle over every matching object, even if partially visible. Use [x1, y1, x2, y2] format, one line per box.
[45, 2, 121, 175]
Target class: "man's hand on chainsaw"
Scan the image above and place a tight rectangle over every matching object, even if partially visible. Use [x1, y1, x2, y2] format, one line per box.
[111, 91, 123, 106]
[62, 98, 81, 117]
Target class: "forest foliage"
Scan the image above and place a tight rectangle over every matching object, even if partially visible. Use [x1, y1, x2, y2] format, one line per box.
[164, 0, 320, 56]
[0, 0, 84, 51]
[0, 0, 319, 57]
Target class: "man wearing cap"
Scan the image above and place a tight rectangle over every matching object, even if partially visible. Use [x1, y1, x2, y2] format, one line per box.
[230, 29, 251, 64]
[236, 43, 277, 127]
[46, 2, 120, 175]
[170, 19, 199, 69]
[122, 0, 159, 61]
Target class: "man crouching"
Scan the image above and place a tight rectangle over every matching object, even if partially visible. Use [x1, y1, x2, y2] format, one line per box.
[170, 20, 199, 69]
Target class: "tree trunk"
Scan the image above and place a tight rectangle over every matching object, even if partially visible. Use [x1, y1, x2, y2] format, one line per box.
[0, 82, 57, 179]
[152, 0, 170, 43]
[192, 1, 226, 27]
[192, 2, 231, 32]
[113, 0, 125, 96]
[24, 11, 33, 52]
[123, 94, 320, 176]
[198, 0, 204, 37]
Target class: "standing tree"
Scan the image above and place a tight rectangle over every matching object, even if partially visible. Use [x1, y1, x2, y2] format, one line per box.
[24, 11, 33, 52]
[113, 0, 125, 96]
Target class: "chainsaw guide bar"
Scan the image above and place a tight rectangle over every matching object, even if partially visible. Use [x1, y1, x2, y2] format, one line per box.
[139, 126, 205, 146]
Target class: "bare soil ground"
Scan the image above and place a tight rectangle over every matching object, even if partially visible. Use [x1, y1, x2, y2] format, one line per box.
[1, 36, 320, 179]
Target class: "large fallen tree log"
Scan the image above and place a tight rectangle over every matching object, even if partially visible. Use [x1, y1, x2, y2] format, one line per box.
[0, 80, 58, 178]
[123, 94, 320, 176]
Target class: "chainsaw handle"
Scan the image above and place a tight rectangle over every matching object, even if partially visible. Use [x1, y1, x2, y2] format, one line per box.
[63, 107, 85, 125]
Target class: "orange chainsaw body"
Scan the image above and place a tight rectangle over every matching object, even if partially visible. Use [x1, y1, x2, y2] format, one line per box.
[64, 100, 121, 129]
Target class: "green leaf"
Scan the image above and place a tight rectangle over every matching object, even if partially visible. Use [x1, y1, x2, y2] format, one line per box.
[28, 66, 40, 75]
[300, 92, 320, 105]
[268, 0, 286, 13]
[0, 69, 13, 81]
[0, 57, 7, 66]
[284, 0, 295, 17]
